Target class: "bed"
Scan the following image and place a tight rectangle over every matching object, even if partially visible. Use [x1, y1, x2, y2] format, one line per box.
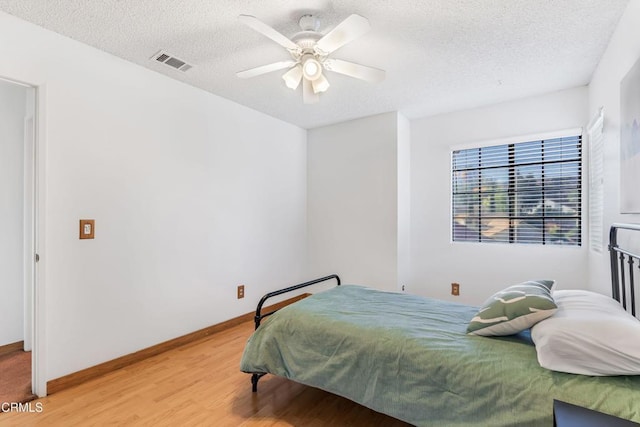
[240, 224, 640, 426]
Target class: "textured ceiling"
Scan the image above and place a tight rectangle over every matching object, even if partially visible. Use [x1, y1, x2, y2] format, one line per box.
[0, 0, 630, 129]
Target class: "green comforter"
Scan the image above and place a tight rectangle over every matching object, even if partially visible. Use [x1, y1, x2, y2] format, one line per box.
[240, 285, 640, 426]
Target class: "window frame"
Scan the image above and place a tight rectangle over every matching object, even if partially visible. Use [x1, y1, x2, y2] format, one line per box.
[587, 109, 604, 253]
[449, 128, 584, 246]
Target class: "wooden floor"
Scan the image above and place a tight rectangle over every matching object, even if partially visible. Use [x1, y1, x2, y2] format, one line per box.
[0, 321, 411, 426]
[0, 349, 35, 406]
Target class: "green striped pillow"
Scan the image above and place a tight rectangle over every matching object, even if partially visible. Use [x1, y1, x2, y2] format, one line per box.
[467, 280, 557, 336]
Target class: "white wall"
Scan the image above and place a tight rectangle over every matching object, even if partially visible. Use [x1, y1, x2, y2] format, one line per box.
[0, 11, 307, 380]
[0, 79, 26, 346]
[307, 112, 403, 291]
[410, 86, 589, 305]
[587, 0, 640, 295]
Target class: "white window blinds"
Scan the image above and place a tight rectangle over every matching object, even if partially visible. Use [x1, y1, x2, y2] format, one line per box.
[452, 135, 582, 245]
[587, 108, 604, 253]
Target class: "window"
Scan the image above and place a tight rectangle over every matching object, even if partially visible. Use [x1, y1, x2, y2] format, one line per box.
[451, 135, 582, 245]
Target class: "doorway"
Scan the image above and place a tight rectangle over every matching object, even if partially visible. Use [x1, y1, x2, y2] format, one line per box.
[0, 76, 39, 402]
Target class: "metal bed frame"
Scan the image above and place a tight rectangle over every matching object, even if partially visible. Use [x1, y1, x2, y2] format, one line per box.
[609, 223, 640, 317]
[247, 223, 640, 392]
[250, 274, 341, 392]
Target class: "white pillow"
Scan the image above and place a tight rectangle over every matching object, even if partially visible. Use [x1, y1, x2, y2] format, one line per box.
[531, 290, 640, 376]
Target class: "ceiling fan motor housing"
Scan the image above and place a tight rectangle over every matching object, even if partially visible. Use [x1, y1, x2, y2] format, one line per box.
[291, 15, 323, 53]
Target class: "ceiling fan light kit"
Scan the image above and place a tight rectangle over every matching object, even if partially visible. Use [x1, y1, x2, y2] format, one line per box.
[302, 56, 322, 81]
[237, 13, 385, 104]
[282, 65, 303, 89]
[312, 74, 330, 93]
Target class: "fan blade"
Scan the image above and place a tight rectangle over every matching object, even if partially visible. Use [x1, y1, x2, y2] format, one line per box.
[315, 14, 370, 55]
[312, 73, 330, 94]
[323, 58, 385, 83]
[303, 78, 319, 104]
[237, 60, 297, 79]
[238, 15, 300, 52]
[282, 65, 303, 89]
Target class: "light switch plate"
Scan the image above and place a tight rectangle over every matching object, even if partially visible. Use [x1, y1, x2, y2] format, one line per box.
[79, 219, 95, 239]
[451, 282, 460, 296]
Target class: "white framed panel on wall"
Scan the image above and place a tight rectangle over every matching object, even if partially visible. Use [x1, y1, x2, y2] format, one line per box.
[620, 57, 640, 213]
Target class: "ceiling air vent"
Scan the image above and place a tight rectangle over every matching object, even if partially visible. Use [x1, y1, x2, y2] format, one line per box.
[151, 50, 193, 72]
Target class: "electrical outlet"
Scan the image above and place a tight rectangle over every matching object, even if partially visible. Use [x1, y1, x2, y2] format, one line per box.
[237, 285, 245, 299]
[451, 282, 460, 296]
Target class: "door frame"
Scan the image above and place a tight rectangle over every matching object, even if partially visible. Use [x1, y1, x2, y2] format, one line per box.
[33, 82, 47, 397]
[2, 75, 47, 397]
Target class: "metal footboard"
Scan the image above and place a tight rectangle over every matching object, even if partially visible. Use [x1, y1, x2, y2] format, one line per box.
[609, 223, 640, 317]
[250, 274, 341, 392]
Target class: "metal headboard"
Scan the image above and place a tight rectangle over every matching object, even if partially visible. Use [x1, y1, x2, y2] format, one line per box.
[609, 223, 640, 317]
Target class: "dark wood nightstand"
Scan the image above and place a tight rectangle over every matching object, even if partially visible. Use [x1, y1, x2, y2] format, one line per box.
[553, 400, 639, 427]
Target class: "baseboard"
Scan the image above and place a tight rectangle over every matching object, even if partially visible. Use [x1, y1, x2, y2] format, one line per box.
[47, 293, 310, 395]
[0, 341, 24, 357]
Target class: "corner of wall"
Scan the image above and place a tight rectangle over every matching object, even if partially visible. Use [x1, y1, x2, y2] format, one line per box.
[397, 113, 411, 290]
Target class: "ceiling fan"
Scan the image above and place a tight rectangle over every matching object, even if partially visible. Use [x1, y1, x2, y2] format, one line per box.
[236, 13, 385, 104]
